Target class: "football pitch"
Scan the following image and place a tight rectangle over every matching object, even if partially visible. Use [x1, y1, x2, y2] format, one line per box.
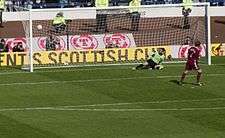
[0, 57, 225, 138]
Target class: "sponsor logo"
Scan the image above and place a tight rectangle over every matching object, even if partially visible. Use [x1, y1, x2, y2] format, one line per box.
[0, 47, 151, 66]
[103, 33, 131, 48]
[38, 36, 66, 50]
[6, 38, 27, 51]
[178, 44, 206, 58]
[70, 34, 98, 49]
[211, 43, 225, 56]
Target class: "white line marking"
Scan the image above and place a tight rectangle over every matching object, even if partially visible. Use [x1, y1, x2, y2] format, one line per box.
[0, 98, 225, 112]
[59, 97, 225, 108]
[45, 107, 225, 111]
[0, 107, 225, 112]
[0, 72, 30, 75]
[0, 76, 160, 86]
[0, 63, 224, 75]
[0, 67, 126, 75]
[0, 73, 224, 86]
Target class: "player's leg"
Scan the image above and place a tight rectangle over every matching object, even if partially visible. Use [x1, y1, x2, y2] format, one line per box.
[135, 63, 145, 70]
[196, 68, 203, 86]
[193, 61, 203, 86]
[179, 70, 189, 85]
[134, 59, 154, 70]
[146, 59, 157, 69]
[180, 62, 189, 83]
[135, 61, 149, 70]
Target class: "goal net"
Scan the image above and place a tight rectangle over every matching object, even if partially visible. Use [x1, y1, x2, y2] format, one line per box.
[0, 6, 32, 73]
[5, 3, 211, 72]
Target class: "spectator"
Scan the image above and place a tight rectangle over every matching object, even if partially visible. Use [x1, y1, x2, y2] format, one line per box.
[106, 42, 119, 48]
[52, 12, 66, 33]
[0, 38, 5, 51]
[0, 0, 5, 27]
[59, 0, 67, 8]
[129, 0, 141, 31]
[5, 0, 12, 11]
[0, 39, 9, 52]
[12, 42, 24, 52]
[182, 0, 192, 29]
[33, 0, 43, 8]
[112, 0, 119, 6]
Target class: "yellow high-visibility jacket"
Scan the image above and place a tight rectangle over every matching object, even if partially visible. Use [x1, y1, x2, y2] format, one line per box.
[129, 0, 141, 13]
[183, 0, 193, 10]
[0, 0, 5, 10]
[95, 0, 108, 8]
[53, 16, 66, 25]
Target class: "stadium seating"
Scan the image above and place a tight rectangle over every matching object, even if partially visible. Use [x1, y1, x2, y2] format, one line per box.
[4, 0, 225, 11]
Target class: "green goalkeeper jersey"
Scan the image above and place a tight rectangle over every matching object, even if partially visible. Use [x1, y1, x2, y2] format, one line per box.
[149, 51, 165, 64]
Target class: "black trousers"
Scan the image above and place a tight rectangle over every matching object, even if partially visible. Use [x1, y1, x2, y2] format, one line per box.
[130, 12, 140, 31]
[96, 14, 107, 32]
[147, 59, 157, 69]
[136, 59, 157, 70]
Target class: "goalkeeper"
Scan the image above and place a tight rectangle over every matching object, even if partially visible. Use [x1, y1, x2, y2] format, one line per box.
[133, 48, 165, 70]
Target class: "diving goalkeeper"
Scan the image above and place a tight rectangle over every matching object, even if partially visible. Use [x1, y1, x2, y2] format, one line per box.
[133, 48, 165, 70]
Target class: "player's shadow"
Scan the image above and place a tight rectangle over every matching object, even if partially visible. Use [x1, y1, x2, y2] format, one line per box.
[169, 80, 197, 86]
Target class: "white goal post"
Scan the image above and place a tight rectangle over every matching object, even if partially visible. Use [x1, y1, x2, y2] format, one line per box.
[20, 3, 211, 72]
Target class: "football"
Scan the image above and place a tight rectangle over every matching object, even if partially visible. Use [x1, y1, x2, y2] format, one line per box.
[37, 24, 43, 30]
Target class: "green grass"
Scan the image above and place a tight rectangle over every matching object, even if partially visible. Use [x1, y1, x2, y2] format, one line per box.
[0, 57, 225, 138]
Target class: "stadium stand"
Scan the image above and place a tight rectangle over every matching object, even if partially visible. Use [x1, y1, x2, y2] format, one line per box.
[4, 0, 225, 11]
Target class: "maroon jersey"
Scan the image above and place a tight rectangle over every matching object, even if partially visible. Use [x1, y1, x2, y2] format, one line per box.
[185, 46, 201, 70]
